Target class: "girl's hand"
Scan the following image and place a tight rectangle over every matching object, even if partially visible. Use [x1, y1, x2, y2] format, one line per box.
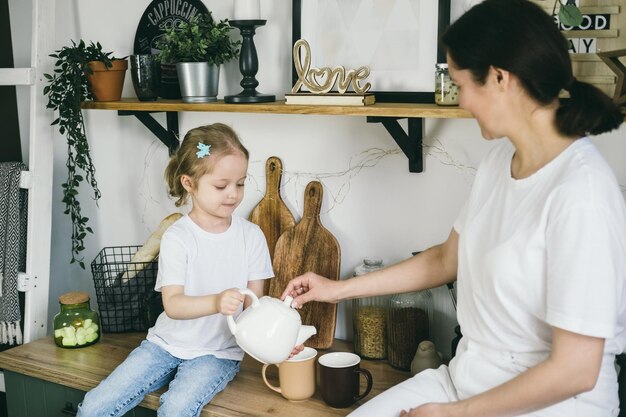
[288, 344, 305, 359]
[281, 272, 340, 308]
[217, 288, 245, 315]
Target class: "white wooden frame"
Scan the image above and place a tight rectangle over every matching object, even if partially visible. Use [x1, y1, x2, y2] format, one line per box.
[0, 0, 55, 391]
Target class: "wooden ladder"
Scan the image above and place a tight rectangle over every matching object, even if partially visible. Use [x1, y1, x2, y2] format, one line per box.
[0, 0, 55, 392]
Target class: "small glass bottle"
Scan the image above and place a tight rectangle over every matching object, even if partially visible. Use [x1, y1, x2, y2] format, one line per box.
[435, 63, 459, 106]
[53, 291, 101, 348]
[352, 258, 388, 359]
[386, 290, 432, 370]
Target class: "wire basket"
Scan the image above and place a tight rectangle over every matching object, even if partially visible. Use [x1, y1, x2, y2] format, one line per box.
[91, 246, 163, 333]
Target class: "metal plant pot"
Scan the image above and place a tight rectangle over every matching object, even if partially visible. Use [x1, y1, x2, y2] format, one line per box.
[176, 62, 220, 103]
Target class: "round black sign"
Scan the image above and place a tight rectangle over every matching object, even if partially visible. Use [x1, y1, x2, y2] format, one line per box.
[133, 0, 209, 98]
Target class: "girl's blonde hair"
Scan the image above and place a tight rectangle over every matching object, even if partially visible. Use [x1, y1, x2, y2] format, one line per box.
[164, 123, 249, 207]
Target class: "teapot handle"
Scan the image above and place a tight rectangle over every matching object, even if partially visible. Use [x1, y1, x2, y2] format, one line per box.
[226, 288, 260, 335]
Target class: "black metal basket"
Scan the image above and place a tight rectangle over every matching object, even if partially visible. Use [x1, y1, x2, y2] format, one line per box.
[91, 246, 163, 333]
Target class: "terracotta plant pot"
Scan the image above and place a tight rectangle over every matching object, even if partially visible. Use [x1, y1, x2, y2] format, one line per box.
[85, 59, 128, 101]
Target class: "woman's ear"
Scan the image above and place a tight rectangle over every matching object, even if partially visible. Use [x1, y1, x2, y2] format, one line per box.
[490, 66, 511, 90]
[180, 175, 194, 192]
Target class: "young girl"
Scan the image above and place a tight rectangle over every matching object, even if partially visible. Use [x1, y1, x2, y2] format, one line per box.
[78, 123, 273, 417]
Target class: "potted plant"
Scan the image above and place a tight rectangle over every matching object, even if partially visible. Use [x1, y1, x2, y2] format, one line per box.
[43, 40, 127, 268]
[156, 12, 241, 102]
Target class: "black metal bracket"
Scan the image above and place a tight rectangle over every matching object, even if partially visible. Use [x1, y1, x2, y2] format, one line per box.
[118, 110, 180, 155]
[367, 117, 424, 173]
[116, 111, 425, 172]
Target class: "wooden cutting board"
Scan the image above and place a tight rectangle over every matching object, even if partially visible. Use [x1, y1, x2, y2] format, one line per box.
[248, 156, 296, 295]
[270, 181, 341, 349]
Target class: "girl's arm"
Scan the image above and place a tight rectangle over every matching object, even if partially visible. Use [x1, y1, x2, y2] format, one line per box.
[283, 228, 459, 307]
[161, 285, 245, 319]
[403, 327, 605, 417]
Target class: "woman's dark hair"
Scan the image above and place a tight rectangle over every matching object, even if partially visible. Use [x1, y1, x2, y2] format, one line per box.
[442, 0, 622, 137]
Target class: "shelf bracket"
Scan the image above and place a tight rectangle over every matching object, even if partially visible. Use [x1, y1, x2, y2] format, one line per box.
[367, 116, 423, 173]
[118, 110, 180, 154]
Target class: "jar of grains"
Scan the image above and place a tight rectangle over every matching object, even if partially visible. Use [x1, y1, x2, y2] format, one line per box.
[352, 258, 388, 359]
[386, 290, 432, 370]
[434, 63, 459, 106]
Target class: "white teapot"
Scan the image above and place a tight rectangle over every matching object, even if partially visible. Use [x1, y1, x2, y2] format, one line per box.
[227, 288, 317, 364]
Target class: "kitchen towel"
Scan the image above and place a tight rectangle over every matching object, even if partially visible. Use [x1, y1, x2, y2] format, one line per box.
[0, 162, 27, 345]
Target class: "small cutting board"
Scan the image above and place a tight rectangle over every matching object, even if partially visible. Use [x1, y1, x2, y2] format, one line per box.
[270, 181, 341, 349]
[248, 157, 296, 295]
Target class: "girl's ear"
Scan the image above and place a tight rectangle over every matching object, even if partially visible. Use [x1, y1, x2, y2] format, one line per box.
[180, 175, 194, 192]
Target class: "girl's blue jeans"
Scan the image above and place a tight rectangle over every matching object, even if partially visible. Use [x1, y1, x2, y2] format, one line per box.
[76, 339, 241, 417]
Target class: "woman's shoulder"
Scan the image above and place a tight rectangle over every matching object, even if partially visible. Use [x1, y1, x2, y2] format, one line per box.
[550, 138, 625, 217]
[557, 138, 620, 190]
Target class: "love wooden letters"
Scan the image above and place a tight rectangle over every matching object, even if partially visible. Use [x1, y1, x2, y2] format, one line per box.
[291, 39, 372, 95]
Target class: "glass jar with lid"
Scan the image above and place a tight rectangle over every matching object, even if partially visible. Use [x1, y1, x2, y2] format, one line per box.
[386, 289, 432, 370]
[352, 257, 388, 359]
[53, 291, 101, 348]
[435, 63, 459, 106]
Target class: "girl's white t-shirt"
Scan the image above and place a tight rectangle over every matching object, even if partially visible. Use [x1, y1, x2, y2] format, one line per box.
[147, 214, 273, 360]
[452, 138, 626, 406]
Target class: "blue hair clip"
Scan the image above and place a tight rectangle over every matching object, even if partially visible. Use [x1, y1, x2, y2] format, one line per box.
[196, 142, 211, 159]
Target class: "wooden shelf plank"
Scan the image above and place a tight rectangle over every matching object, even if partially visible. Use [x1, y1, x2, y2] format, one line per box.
[81, 98, 473, 119]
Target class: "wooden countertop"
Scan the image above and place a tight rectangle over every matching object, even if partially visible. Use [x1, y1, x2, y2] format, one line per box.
[0, 334, 410, 416]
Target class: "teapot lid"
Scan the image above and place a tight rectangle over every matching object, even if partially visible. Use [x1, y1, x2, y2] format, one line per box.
[263, 295, 301, 321]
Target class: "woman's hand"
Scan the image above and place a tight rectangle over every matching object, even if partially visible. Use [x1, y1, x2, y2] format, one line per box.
[399, 403, 451, 416]
[281, 272, 341, 308]
[217, 288, 245, 315]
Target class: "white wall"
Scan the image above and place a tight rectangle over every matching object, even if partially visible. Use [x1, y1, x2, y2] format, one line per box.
[41, 0, 626, 360]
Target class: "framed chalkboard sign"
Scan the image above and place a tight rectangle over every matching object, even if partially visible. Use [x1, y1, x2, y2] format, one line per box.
[133, 0, 209, 98]
[292, 0, 451, 103]
[134, 0, 209, 54]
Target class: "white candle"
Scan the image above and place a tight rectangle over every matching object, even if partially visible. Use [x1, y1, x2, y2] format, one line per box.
[234, 0, 261, 20]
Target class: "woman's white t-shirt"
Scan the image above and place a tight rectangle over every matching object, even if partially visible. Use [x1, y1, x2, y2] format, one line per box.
[452, 137, 626, 413]
[147, 215, 273, 360]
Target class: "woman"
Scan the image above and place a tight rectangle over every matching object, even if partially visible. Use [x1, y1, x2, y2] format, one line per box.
[282, 0, 625, 416]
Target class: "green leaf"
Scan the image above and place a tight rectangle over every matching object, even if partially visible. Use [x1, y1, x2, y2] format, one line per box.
[559, 4, 583, 27]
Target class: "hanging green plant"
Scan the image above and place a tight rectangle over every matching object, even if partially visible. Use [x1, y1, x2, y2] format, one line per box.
[552, 0, 583, 27]
[43, 40, 119, 268]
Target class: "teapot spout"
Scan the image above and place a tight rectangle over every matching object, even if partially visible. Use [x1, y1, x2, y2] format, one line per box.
[295, 325, 317, 346]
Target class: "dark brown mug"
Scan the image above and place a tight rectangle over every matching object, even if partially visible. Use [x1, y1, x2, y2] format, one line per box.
[318, 352, 373, 408]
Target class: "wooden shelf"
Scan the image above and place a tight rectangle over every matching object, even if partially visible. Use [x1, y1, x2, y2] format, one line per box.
[81, 98, 472, 119]
[0, 334, 410, 417]
[81, 98, 473, 173]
